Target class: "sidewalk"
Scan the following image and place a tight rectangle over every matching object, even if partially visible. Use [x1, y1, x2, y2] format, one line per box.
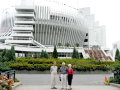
[14, 85, 120, 90]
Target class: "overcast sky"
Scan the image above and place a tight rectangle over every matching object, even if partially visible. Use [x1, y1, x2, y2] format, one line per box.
[0, 0, 120, 49]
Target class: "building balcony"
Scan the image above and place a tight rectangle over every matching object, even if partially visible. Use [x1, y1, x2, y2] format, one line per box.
[13, 26, 34, 31]
[11, 33, 33, 37]
[15, 21, 35, 25]
[15, 6, 34, 11]
[15, 13, 35, 18]
[5, 40, 34, 44]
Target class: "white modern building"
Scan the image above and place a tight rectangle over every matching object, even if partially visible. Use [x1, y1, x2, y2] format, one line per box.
[0, 0, 112, 60]
[112, 41, 120, 61]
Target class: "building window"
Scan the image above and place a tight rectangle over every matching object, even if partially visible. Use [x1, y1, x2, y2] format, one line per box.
[84, 39, 88, 42]
[86, 33, 88, 36]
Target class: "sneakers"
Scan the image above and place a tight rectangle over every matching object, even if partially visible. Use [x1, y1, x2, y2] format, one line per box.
[54, 87, 57, 89]
[51, 87, 57, 89]
[61, 88, 67, 90]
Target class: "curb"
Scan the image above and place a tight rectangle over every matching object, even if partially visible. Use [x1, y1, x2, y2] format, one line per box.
[110, 83, 120, 88]
[12, 82, 22, 89]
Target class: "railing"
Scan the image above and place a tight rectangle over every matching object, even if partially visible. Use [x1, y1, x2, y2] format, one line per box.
[0, 70, 16, 81]
[14, 25, 33, 27]
[17, 12, 34, 14]
[16, 19, 33, 21]
[0, 27, 13, 37]
[15, 13, 34, 17]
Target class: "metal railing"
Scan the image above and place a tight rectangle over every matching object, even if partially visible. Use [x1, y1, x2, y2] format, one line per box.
[0, 70, 16, 81]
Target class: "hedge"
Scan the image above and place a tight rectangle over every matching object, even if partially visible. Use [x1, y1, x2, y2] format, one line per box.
[0, 62, 11, 71]
[7, 58, 114, 71]
[17, 57, 113, 65]
[111, 61, 120, 83]
[9, 62, 34, 70]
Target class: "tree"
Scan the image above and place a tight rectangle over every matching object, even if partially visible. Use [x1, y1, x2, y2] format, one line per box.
[58, 43, 62, 47]
[75, 43, 80, 47]
[65, 43, 70, 47]
[115, 49, 120, 61]
[52, 46, 58, 58]
[0, 46, 16, 62]
[1, 49, 7, 57]
[91, 45, 100, 50]
[5, 46, 16, 61]
[10, 46, 16, 61]
[1, 49, 9, 62]
[72, 47, 79, 59]
[44, 51, 49, 59]
[40, 50, 49, 59]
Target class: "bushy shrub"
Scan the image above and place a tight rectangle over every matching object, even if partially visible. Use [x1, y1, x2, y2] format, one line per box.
[0, 46, 16, 62]
[95, 64, 110, 71]
[9, 62, 34, 71]
[10, 62, 51, 71]
[0, 62, 11, 72]
[72, 47, 79, 59]
[39, 50, 49, 59]
[109, 77, 119, 83]
[111, 61, 120, 83]
[7, 58, 114, 71]
[34, 64, 51, 71]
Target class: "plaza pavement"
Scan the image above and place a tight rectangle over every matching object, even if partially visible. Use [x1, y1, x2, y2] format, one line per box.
[14, 74, 120, 90]
[16, 74, 113, 85]
[14, 85, 120, 90]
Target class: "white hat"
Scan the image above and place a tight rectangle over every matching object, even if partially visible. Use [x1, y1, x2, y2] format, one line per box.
[68, 64, 72, 67]
[62, 62, 65, 65]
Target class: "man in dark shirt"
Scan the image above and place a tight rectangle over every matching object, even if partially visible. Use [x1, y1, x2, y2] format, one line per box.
[59, 62, 68, 90]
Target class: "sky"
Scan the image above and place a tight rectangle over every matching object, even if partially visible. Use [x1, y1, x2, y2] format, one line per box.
[0, 0, 120, 49]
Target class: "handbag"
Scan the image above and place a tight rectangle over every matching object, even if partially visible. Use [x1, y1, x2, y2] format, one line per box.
[59, 76, 61, 81]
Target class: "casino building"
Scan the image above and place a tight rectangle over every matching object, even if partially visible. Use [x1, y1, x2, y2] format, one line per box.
[0, 0, 112, 60]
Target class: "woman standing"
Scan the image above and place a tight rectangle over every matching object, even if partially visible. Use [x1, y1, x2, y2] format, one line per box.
[67, 64, 74, 90]
[50, 62, 58, 89]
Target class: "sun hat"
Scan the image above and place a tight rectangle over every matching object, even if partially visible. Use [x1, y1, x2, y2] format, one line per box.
[68, 64, 72, 67]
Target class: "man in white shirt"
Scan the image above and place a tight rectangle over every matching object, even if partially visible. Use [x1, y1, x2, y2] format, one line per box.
[50, 61, 58, 89]
[59, 62, 68, 90]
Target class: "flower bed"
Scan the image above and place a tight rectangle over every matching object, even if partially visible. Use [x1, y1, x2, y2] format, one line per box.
[0, 74, 14, 90]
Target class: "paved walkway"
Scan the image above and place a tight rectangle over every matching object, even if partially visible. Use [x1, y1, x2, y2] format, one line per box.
[14, 74, 120, 90]
[14, 85, 120, 90]
[16, 74, 113, 85]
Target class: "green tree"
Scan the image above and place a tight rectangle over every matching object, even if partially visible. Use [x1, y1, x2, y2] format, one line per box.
[58, 43, 62, 47]
[10, 46, 16, 61]
[115, 49, 120, 61]
[1, 49, 9, 62]
[1, 49, 7, 57]
[40, 50, 49, 59]
[52, 46, 58, 58]
[65, 43, 70, 47]
[44, 51, 49, 59]
[72, 47, 79, 59]
[75, 43, 80, 47]
[0, 46, 16, 62]
[91, 45, 100, 50]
